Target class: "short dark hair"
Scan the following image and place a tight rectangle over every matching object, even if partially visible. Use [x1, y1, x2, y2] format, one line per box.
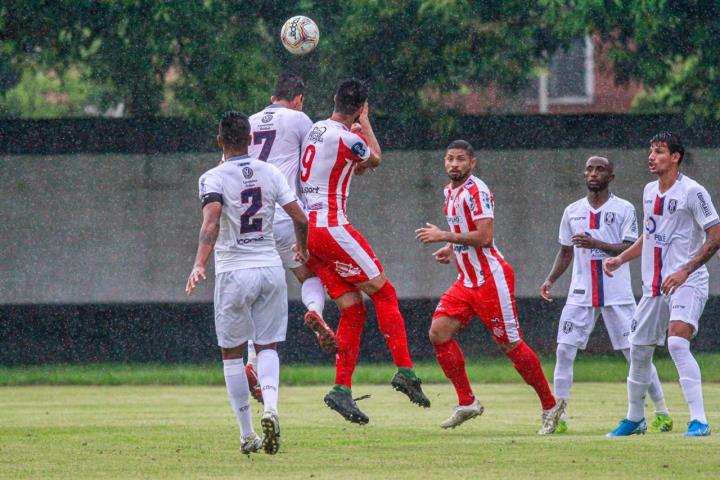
[446, 139, 474, 157]
[650, 131, 685, 164]
[219, 111, 250, 147]
[334, 79, 369, 115]
[273, 72, 305, 101]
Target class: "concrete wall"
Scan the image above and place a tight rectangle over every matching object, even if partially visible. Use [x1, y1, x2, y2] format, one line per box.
[2, 149, 720, 304]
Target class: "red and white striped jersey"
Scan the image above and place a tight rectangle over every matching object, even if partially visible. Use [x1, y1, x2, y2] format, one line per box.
[300, 119, 370, 227]
[444, 175, 508, 288]
[641, 174, 719, 297]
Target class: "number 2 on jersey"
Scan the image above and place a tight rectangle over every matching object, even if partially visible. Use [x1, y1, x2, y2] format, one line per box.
[253, 131, 276, 162]
[300, 144, 316, 181]
[240, 187, 262, 234]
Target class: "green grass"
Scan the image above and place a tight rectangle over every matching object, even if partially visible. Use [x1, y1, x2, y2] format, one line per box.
[1, 383, 718, 479]
[2, 353, 720, 386]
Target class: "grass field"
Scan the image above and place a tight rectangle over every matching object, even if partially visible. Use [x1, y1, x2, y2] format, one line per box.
[2, 358, 720, 479]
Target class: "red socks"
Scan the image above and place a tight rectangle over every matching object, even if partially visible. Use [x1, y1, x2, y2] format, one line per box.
[369, 281, 413, 369]
[334, 302, 367, 388]
[505, 341, 556, 410]
[433, 339, 475, 406]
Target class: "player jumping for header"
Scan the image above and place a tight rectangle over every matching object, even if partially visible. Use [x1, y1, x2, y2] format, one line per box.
[300, 79, 430, 424]
[540, 155, 671, 434]
[416, 140, 564, 434]
[605, 132, 720, 437]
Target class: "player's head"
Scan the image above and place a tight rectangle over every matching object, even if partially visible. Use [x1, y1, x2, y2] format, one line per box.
[271, 72, 305, 111]
[333, 79, 369, 118]
[584, 156, 614, 193]
[217, 111, 251, 153]
[649, 131, 684, 174]
[444, 140, 476, 183]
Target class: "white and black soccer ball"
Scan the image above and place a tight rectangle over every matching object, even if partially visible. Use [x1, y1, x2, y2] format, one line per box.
[280, 16, 319, 55]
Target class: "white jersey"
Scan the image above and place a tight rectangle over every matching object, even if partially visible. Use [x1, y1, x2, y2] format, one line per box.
[198, 155, 296, 273]
[559, 194, 638, 307]
[249, 105, 313, 218]
[640, 174, 719, 297]
[300, 119, 371, 227]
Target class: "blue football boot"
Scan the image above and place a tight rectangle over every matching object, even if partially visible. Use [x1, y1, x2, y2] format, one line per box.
[607, 418, 647, 437]
[684, 420, 711, 437]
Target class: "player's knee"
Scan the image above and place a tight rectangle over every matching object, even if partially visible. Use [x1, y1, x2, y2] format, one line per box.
[498, 340, 521, 354]
[221, 344, 246, 360]
[556, 343, 578, 364]
[335, 291, 363, 310]
[667, 335, 690, 359]
[428, 321, 453, 345]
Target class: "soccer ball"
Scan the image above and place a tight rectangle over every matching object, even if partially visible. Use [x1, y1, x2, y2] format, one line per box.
[280, 16, 319, 55]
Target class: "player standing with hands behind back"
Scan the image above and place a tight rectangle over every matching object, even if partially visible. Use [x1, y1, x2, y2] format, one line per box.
[186, 112, 309, 454]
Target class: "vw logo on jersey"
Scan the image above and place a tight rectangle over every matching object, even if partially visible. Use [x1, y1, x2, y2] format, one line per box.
[645, 217, 656, 234]
[242, 167, 254, 179]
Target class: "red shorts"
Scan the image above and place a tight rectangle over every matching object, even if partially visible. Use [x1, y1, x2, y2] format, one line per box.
[306, 224, 383, 299]
[432, 264, 522, 345]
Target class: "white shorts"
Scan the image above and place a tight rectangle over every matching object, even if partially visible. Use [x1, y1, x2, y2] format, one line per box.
[557, 303, 633, 350]
[629, 285, 707, 346]
[213, 267, 288, 348]
[274, 215, 301, 269]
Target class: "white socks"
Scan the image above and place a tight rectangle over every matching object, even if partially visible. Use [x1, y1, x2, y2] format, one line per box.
[626, 344, 655, 422]
[553, 343, 578, 401]
[667, 336, 707, 424]
[257, 349, 280, 413]
[301, 276, 326, 314]
[620, 348, 668, 415]
[223, 358, 254, 439]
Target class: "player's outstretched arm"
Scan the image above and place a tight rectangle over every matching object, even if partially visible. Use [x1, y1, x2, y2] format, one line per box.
[186, 202, 222, 296]
[539, 245, 574, 302]
[662, 224, 720, 294]
[282, 200, 309, 262]
[603, 235, 642, 277]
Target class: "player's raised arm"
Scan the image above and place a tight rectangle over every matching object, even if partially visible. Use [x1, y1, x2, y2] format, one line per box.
[356, 102, 381, 168]
[186, 201, 222, 296]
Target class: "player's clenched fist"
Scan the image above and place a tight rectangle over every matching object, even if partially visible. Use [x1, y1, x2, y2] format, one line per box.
[185, 265, 207, 296]
[603, 257, 622, 277]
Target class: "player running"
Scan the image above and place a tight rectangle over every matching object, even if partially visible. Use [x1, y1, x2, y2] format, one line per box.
[300, 79, 430, 424]
[605, 132, 720, 437]
[416, 140, 565, 434]
[186, 111, 309, 454]
[244, 73, 336, 403]
[539, 155, 671, 434]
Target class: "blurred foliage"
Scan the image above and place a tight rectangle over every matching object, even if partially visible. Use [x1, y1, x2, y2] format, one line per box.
[8, 1, 720, 123]
[1, 0, 563, 124]
[542, 0, 720, 121]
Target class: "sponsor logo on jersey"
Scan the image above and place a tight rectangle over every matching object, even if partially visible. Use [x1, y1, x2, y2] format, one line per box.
[447, 215, 462, 225]
[604, 212, 616, 225]
[236, 236, 265, 245]
[300, 185, 320, 194]
[631, 318, 637, 332]
[351, 141, 367, 158]
[562, 321, 573, 334]
[334, 261, 362, 278]
[697, 192, 712, 217]
[467, 195, 478, 212]
[261, 114, 273, 123]
[308, 126, 327, 143]
[242, 167, 254, 179]
[572, 289, 585, 295]
[630, 218, 638, 233]
[570, 216, 587, 222]
[645, 217, 656, 234]
[672, 304, 686, 309]
[481, 191, 492, 210]
[668, 199, 678, 214]
[453, 244, 469, 253]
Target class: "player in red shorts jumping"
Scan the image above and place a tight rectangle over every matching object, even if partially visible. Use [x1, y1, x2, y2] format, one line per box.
[416, 140, 565, 434]
[299, 79, 430, 424]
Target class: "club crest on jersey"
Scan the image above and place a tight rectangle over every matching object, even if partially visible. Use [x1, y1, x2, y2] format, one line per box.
[668, 199, 678, 214]
[604, 212, 615, 225]
[631, 319, 637, 333]
[562, 321, 573, 334]
[308, 126, 326, 143]
[261, 114, 273, 123]
[242, 167, 254, 179]
[334, 260, 361, 278]
[351, 141, 366, 157]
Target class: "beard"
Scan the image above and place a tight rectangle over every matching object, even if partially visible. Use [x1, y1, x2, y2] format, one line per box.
[586, 180, 609, 192]
[448, 170, 471, 182]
